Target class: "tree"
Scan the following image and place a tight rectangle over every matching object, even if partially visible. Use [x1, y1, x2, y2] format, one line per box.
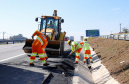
[18, 34, 23, 37]
[9, 34, 27, 40]
[122, 27, 129, 33]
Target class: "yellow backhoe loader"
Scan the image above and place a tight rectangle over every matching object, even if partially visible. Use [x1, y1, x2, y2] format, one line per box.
[23, 10, 66, 56]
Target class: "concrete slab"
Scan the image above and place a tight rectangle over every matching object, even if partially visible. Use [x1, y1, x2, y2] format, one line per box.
[91, 47, 120, 84]
[72, 49, 95, 84]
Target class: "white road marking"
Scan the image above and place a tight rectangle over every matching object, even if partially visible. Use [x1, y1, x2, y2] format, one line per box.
[0, 53, 26, 62]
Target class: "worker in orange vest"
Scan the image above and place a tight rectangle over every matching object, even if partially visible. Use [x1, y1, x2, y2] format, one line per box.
[80, 38, 93, 64]
[29, 30, 50, 66]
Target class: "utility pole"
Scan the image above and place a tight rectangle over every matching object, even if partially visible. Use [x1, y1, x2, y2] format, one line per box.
[120, 23, 122, 33]
[3, 32, 6, 40]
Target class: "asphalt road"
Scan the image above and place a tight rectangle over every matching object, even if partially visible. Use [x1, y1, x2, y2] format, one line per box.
[0, 42, 94, 84]
[0, 43, 25, 61]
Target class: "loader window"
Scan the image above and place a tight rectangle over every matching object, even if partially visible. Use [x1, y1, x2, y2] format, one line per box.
[43, 19, 46, 29]
[40, 17, 59, 35]
[46, 17, 58, 32]
[40, 18, 46, 31]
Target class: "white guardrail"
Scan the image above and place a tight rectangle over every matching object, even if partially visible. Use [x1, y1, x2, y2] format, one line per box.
[99, 34, 129, 41]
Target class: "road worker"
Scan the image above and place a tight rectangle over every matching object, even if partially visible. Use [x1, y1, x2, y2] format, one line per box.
[67, 40, 82, 64]
[29, 30, 50, 66]
[80, 38, 93, 64]
[47, 21, 54, 28]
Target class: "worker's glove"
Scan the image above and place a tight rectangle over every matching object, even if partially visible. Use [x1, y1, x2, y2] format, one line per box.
[42, 48, 45, 51]
[74, 50, 76, 53]
[67, 53, 71, 57]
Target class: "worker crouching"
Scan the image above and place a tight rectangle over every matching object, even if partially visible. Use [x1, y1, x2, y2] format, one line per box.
[29, 30, 50, 66]
[67, 40, 82, 64]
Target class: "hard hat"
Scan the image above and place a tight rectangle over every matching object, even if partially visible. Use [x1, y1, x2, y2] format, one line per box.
[84, 38, 87, 41]
[67, 40, 71, 45]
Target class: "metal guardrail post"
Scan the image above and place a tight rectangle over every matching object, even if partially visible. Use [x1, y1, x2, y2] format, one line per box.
[124, 35, 127, 40]
[117, 35, 120, 40]
[113, 35, 114, 39]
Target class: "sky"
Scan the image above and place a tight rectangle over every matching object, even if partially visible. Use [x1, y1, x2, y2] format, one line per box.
[0, 0, 129, 41]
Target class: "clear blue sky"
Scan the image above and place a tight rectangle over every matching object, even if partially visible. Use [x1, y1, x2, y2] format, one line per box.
[0, 0, 129, 41]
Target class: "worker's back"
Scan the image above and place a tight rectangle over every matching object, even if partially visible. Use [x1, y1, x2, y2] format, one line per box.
[80, 41, 90, 50]
[71, 41, 82, 51]
[32, 30, 47, 47]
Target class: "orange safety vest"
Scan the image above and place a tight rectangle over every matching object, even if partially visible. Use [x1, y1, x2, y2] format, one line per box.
[32, 30, 47, 48]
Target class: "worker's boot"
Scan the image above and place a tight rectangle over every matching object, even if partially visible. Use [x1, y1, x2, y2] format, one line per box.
[43, 63, 50, 66]
[90, 61, 93, 63]
[73, 61, 78, 64]
[29, 63, 34, 66]
[83, 61, 86, 64]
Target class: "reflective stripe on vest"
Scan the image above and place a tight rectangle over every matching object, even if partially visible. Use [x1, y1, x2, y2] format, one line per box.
[42, 35, 46, 40]
[37, 36, 43, 45]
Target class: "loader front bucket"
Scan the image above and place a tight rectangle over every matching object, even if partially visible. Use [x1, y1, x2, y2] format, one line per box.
[22, 39, 64, 56]
[46, 40, 64, 55]
[23, 39, 34, 53]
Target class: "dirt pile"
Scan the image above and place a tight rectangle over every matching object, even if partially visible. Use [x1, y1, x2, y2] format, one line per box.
[88, 38, 129, 84]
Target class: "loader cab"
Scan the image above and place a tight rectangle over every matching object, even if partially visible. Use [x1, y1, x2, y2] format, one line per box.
[40, 17, 59, 33]
[38, 16, 63, 40]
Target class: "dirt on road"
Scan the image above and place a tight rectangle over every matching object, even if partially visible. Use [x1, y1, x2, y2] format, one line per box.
[88, 38, 129, 84]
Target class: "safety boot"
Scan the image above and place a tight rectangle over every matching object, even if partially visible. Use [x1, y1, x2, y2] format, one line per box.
[90, 61, 93, 63]
[29, 63, 34, 66]
[73, 61, 78, 64]
[43, 63, 50, 66]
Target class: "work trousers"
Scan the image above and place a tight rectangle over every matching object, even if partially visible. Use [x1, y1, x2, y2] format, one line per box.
[75, 48, 82, 63]
[83, 50, 92, 63]
[29, 45, 47, 65]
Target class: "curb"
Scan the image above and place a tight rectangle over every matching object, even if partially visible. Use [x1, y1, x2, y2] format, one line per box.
[42, 73, 54, 84]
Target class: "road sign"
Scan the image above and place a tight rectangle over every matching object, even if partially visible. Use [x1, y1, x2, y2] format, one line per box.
[86, 29, 100, 37]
